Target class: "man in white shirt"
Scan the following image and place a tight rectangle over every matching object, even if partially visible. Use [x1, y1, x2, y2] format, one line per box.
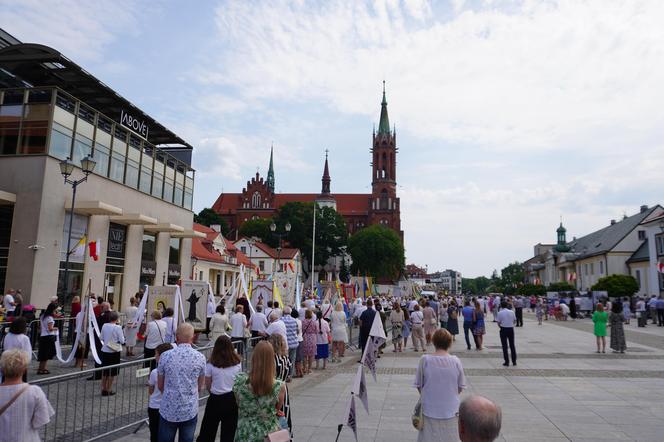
[206, 295, 216, 337]
[496, 302, 517, 367]
[304, 297, 315, 310]
[229, 305, 247, 354]
[264, 311, 287, 343]
[559, 302, 570, 321]
[249, 305, 268, 342]
[271, 301, 283, 319]
[3, 290, 16, 317]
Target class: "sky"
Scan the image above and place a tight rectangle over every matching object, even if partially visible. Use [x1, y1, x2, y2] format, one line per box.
[2, 0, 664, 278]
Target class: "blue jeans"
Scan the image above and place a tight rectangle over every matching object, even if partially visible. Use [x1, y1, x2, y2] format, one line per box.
[158, 415, 197, 442]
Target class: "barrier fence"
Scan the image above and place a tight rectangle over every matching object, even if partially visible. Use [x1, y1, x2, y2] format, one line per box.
[30, 337, 260, 442]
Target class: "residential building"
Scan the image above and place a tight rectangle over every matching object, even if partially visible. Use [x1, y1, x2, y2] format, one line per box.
[429, 269, 462, 295]
[628, 211, 664, 297]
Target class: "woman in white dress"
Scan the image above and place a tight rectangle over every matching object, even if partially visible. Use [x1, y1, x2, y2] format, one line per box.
[330, 302, 348, 362]
[209, 305, 230, 344]
[123, 297, 139, 357]
[2, 317, 32, 382]
[0, 349, 54, 442]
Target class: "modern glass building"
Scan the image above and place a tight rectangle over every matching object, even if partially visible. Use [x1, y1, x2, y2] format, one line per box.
[0, 30, 200, 310]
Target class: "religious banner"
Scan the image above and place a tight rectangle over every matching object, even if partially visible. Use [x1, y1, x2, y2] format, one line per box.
[250, 280, 273, 310]
[148, 286, 178, 317]
[352, 365, 369, 414]
[181, 280, 210, 331]
[345, 394, 358, 442]
[361, 313, 387, 381]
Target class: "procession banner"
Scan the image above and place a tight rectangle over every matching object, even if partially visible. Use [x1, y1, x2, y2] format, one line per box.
[351, 365, 369, 414]
[345, 394, 358, 442]
[250, 280, 273, 310]
[361, 313, 387, 381]
[181, 280, 210, 331]
[148, 286, 178, 316]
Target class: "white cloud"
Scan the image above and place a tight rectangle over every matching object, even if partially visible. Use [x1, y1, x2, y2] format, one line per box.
[0, 0, 138, 62]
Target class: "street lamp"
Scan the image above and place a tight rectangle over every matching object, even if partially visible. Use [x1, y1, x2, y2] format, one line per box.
[270, 222, 291, 274]
[60, 155, 96, 306]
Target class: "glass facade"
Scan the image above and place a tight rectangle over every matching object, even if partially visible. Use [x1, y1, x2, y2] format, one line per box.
[0, 87, 195, 210]
[0, 205, 13, 291]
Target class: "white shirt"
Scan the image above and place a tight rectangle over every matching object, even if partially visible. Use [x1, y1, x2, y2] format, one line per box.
[3, 294, 15, 312]
[265, 320, 287, 342]
[148, 368, 163, 409]
[249, 312, 268, 332]
[264, 307, 273, 319]
[411, 311, 424, 325]
[100, 323, 125, 353]
[353, 305, 367, 319]
[321, 303, 333, 319]
[0, 384, 54, 442]
[205, 362, 242, 395]
[316, 319, 331, 345]
[40, 316, 56, 336]
[304, 299, 315, 310]
[295, 318, 303, 342]
[3, 332, 32, 357]
[271, 308, 283, 319]
[414, 354, 466, 419]
[145, 320, 167, 350]
[207, 300, 216, 317]
[496, 308, 516, 328]
[230, 313, 247, 338]
[163, 317, 174, 342]
[560, 303, 570, 315]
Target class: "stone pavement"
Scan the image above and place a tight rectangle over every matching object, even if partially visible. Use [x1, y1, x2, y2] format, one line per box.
[114, 314, 664, 441]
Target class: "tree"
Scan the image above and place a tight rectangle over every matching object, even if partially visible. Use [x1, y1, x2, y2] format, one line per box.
[517, 284, 546, 296]
[348, 224, 404, 281]
[272, 202, 348, 278]
[547, 282, 575, 292]
[591, 274, 639, 298]
[339, 258, 350, 283]
[462, 276, 491, 295]
[238, 218, 273, 244]
[194, 208, 229, 234]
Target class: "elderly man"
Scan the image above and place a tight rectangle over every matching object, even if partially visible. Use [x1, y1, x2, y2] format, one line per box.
[157, 323, 206, 442]
[265, 311, 287, 343]
[458, 395, 502, 442]
[280, 306, 299, 381]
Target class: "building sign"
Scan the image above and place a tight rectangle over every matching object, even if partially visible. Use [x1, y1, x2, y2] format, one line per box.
[120, 110, 149, 139]
[107, 223, 126, 259]
[141, 260, 156, 276]
[168, 264, 181, 279]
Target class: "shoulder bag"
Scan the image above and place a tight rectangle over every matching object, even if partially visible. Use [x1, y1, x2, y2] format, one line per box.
[412, 357, 425, 430]
[247, 380, 290, 442]
[0, 384, 30, 417]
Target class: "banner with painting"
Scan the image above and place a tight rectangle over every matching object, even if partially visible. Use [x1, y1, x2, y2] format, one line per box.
[250, 280, 273, 310]
[181, 280, 210, 331]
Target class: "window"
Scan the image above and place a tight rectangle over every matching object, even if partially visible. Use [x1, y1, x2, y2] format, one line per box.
[169, 238, 180, 265]
[240, 246, 246, 254]
[638, 230, 646, 241]
[252, 191, 261, 208]
[657, 235, 664, 255]
[141, 234, 156, 262]
[163, 178, 174, 203]
[635, 270, 641, 288]
[125, 158, 139, 188]
[584, 264, 588, 275]
[77, 105, 95, 124]
[55, 93, 75, 113]
[93, 142, 110, 177]
[72, 134, 92, 163]
[259, 260, 265, 272]
[600, 261, 604, 274]
[49, 122, 73, 160]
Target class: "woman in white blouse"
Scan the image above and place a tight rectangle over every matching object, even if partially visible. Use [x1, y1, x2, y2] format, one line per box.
[0, 349, 54, 441]
[144, 311, 167, 370]
[2, 317, 32, 382]
[100, 311, 125, 396]
[229, 305, 248, 354]
[413, 328, 466, 441]
[123, 296, 139, 357]
[37, 303, 58, 375]
[197, 335, 242, 441]
[330, 302, 348, 362]
[209, 305, 230, 343]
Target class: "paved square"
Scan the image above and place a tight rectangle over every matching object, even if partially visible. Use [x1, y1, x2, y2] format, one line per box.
[117, 314, 664, 441]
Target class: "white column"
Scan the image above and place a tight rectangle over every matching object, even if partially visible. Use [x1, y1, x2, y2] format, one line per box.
[180, 238, 191, 281]
[122, 224, 144, 307]
[155, 232, 171, 286]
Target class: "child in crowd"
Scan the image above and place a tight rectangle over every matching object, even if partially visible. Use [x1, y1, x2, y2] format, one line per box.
[147, 343, 174, 442]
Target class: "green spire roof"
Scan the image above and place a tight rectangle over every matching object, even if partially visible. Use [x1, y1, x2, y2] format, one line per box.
[378, 81, 390, 135]
[267, 144, 275, 193]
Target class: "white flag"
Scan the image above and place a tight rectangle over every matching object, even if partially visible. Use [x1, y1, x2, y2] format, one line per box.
[369, 310, 387, 340]
[345, 394, 358, 442]
[361, 335, 382, 382]
[352, 365, 369, 414]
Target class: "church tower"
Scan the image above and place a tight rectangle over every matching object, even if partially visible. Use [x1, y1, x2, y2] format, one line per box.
[369, 82, 402, 238]
[266, 144, 275, 193]
[316, 150, 337, 209]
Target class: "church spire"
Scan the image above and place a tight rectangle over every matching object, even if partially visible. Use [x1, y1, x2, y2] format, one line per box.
[266, 144, 275, 193]
[378, 81, 391, 135]
[321, 149, 331, 195]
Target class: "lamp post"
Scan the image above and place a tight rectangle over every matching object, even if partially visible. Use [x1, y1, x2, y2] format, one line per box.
[59, 155, 96, 306]
[270, 222, 291, 275]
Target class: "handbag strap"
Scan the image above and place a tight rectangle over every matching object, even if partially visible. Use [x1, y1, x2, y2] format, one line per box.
[0, 384, 30, 417]
[417, 356, 425, 396]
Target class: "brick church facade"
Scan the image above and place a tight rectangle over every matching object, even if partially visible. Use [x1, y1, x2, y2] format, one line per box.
[211, 84, 403, 241]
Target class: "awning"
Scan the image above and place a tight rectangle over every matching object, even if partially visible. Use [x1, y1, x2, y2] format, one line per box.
[143, 223, 185, 233]
[110, 213, 158, 225]
[0, 190, 16, 205]
[66, 200, 123, 216]
[171, 229, 206, 239]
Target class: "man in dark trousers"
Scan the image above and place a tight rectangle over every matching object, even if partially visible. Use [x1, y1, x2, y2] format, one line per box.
[496, 301, 517, 367]
[514, 296, 524, 327]
[358, 299, 376, 361]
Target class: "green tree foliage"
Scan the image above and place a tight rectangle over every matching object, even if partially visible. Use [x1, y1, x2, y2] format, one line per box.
[194, 208, 229, 234]
[272, 202, 348, 277]
[348, 224, 404, 280]
[462, 276, 492, 295]
[339, 258, 350, 283]
[591, 274, 639, 298]
[547, 282, 575, 292]
[238, 218, 273, 244]
[501, 262, 525, 287]
[517, 283, 547, 296]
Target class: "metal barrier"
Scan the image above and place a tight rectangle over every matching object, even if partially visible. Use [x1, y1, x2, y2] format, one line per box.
[30, 336, 262, 442]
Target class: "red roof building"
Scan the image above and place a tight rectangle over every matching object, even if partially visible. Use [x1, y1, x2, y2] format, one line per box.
[212, 84, 403, 241]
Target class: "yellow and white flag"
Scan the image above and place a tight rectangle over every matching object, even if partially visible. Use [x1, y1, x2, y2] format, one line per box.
[70, 234, 87, 257]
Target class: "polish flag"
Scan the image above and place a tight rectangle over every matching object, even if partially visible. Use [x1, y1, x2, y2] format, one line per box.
[89, 238, 101, 261]
[657, 262, 664, 273]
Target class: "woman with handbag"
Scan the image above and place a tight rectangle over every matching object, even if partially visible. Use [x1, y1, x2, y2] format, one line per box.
[233, 341, 288, 442]
[0, 349, 55, 440]
[36, 303, 58, 375]
[423, 301, 438, 346]
[100, 311, 125, 396]
[413, 328, 466, 441]
[144, 311, 167, 370]
[301, 310, 318, 374]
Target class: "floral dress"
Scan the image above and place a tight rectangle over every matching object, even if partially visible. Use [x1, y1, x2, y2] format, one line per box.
[301, 318, 319, 357]
[472, 310, 486, 336]
[233, 372, 284, 442]
[609, 312, 626, 352]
